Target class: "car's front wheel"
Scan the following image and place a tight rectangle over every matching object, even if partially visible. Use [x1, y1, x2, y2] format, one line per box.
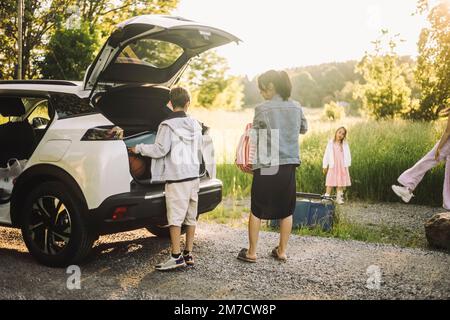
[21, 181, 96, 268]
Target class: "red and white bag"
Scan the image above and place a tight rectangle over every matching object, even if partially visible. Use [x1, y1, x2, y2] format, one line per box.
[235, 123, 255, 173]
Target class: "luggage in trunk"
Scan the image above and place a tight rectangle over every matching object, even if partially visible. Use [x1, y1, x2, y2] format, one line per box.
[124, 131, 206, 183]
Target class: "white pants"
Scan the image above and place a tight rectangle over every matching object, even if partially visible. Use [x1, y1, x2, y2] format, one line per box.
[398, 139, 450, 209]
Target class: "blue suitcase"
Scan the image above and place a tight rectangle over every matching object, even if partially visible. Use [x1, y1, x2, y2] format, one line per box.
[270, 192, 335, 231]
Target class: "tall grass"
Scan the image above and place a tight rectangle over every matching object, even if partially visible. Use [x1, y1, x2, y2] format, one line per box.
[218, 120, 446, 206]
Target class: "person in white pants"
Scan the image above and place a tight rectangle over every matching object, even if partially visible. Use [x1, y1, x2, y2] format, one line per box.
[392, 111, 450, 210]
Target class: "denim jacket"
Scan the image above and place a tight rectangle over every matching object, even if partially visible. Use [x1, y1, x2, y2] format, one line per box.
[250, 95, 308, 170]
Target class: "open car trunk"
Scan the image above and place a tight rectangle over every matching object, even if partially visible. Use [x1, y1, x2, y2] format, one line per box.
[87, 16, 234, 185]
[94, 85, 171, 135]
[94, 85, 206, 184]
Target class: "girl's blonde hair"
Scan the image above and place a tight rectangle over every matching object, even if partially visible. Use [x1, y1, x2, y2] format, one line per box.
[334, 126, 347, 144]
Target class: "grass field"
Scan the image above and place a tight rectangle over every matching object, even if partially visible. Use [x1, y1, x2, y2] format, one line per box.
[192, 107, 446, 206]
[196, 106, 445, 249]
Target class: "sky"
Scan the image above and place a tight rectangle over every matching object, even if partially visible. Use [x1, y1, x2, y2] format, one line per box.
[174, 0, 429, 78]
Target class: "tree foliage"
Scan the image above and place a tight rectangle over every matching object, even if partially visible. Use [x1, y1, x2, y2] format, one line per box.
[39, 24, 98, 80]
[212, 77, 244, 110]
[242, 60, 363, 109]
[409, 0, 450, 120]
[180, 50, 243, 110]
[0, 0, 178, 79]
[355, 30, 412, 120]
[323, 101, 345, 121]
[0, 0, 72, 79]
[291, 71, 319, 107]
[74, 0, 178, 38]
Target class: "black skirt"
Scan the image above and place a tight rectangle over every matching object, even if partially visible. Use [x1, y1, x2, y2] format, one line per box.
[251, 164, 297, 220]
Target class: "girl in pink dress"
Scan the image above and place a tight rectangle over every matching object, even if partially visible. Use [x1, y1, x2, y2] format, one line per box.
[322, 127, 352, 204]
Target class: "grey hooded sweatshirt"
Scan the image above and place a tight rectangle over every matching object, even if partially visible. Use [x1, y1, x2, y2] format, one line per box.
[135, 111, 203, 183]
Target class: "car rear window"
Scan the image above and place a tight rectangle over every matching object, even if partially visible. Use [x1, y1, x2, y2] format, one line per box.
[116, 39, 184, 69]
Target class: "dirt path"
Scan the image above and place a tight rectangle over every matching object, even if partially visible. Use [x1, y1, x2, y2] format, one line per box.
[0, 222, 448, 300]
[222, 197, 443, 229]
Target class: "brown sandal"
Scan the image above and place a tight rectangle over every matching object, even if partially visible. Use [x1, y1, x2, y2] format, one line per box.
[237, 248, 257, 263]
[271, 246, 287, 262]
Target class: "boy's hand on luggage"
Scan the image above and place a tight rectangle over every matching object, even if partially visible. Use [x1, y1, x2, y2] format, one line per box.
[128, 147, 137, 154]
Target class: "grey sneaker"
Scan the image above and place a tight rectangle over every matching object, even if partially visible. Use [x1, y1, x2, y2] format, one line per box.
[155, 255, 186, 271]
[391, 185, 413, 203]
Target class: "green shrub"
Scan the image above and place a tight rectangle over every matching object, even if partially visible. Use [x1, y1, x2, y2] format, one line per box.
[323, 101, 345, 121]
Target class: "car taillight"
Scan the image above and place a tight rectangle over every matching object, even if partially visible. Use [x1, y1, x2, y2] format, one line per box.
[112, 206, 128, 220]
[81, 126, 123, 141]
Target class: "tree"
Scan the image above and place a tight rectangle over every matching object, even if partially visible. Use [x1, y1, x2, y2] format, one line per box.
[39, 24, 98, 80]
[409, 0, 450, 120]
[318, 66, 345, 102]
[180, 50, 230, 108]
[242, 76, 263, 107]
[75, 0, 178, 38]
[335, 81, 363, 115]
[0, 0, 72, 79]
[0, 0, 178, 79]
[291, 71, 320, 107]
[355, 30, 412, 120]
[323, 101, 345, 121]
[289, 60, 361, 108]
[212, 77, 244, 110]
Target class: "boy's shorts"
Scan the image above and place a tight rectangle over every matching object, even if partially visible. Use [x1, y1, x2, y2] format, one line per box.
[165, 178, 200, 227]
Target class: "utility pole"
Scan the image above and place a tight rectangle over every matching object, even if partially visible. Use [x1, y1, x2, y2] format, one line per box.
[17, 0, 23, 79]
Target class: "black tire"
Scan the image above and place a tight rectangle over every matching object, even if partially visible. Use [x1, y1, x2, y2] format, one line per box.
[20, 181, 95, 268]
[146, 224, 187, 238]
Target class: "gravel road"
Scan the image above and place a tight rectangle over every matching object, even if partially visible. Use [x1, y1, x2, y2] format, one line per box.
[0, 222, 449, 300]
[222, 197, 444, 231]
[340, 201, 443, 230]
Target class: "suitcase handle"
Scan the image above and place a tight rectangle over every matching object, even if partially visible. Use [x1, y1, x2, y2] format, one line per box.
[296, 192, 335, 201]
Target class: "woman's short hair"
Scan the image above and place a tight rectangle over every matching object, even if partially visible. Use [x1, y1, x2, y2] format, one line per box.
[170, 87, 190, 108]
[258, 70, 292, 101]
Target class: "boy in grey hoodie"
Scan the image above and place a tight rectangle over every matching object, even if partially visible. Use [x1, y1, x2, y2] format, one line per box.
[129, 87, 202, 271]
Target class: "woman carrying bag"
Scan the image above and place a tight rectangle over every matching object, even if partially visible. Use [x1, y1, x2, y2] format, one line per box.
[236, 70, 308, 262]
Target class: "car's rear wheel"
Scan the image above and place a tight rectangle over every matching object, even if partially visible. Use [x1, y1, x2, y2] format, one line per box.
[21, 181, 96, 268]
[146, 224, 187, 238]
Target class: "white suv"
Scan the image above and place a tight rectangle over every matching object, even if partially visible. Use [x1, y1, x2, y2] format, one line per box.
[0, 15, 239, 267]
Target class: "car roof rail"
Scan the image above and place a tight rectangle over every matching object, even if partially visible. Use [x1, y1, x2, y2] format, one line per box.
[0, 80, 78, 86]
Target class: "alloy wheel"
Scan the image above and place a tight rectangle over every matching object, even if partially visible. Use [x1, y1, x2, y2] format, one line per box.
[28, 196, 72, 255]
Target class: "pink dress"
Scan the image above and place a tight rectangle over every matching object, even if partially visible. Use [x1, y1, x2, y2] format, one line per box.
[326, 143, 351, 187]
